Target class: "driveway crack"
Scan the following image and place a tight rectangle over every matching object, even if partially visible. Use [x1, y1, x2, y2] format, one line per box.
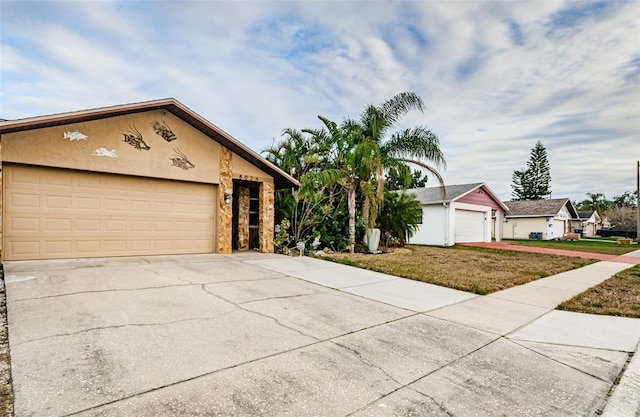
[12, 313, 237, 347]
[331, 340, 404, 386]
[509, 339, 616, 383]
[11, 283, 196, 302]
[200, 285, 320, 341]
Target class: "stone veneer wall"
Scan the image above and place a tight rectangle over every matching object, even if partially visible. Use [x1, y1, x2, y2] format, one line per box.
[218, 147, 233, 254]
[237, 186, 250, 250]
[259, 181, 275, 253]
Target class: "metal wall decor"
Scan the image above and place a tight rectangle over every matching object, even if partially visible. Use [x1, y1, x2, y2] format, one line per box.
[151, 120, 177, 142]
[170, 148, 195, 170]
[63, 131, 88, 141]
[122, 124, 150, 150]
[92, 148, 118, 158]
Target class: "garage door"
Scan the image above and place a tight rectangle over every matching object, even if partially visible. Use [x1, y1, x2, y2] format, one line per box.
[3, 164, 216, 261]
[454, 209, 486, 243]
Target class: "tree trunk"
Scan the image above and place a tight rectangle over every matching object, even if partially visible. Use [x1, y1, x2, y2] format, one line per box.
[348, 181, 357, 254]
[362, 194, 370, 243]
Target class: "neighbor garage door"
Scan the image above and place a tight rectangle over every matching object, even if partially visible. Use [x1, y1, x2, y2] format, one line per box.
[3, 164, 217, 261]
[454, 209, 485, 243]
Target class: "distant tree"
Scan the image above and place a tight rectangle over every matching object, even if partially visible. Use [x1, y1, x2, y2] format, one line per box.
[612, 191, 637, 208]
[385, 163, 429, 191]
[575, 192, 611, 214]
[606, 205, 638, 238]
[511, 141, 551, 201]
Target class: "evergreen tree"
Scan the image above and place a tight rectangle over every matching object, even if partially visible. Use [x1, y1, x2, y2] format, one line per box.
[511, 141, 551, 200]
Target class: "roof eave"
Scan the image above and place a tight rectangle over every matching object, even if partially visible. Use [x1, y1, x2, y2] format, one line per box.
[0, 99, 299, 189]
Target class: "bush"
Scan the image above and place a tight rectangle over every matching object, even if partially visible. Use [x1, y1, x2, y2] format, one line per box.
[274, 219, 293, 254]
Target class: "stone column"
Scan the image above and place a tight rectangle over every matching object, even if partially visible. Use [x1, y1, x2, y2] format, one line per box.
[237, 186, 250, 250]
[218, 147, 233, 254]
[258, 181, 275, 253]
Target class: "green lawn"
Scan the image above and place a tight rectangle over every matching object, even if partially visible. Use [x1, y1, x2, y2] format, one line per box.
[506, 239, 637, 256]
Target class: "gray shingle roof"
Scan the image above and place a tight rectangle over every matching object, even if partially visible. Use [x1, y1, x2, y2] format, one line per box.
[503, 198, 578, 218]
[406, 183, 483, 204]
[577, 210, 595, 219]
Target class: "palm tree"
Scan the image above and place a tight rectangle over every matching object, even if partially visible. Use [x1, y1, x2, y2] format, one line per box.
[303, 116, 375, 253]
[266, 92, 446, 254]
[351, 92, 446, 230]
[378, 190, 423, 246]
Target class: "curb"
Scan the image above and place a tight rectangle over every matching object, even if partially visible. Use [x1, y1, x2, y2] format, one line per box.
[601, 344, 640, 417]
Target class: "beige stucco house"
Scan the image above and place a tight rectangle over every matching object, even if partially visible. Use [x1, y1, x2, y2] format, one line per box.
[0, 99, 298, 261]
[502, 198, 579, 240]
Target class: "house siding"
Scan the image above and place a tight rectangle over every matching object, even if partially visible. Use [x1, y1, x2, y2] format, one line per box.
[456, 187, 503, 210]
[409, 205, 449, 246]
[504, 217, 546, 239]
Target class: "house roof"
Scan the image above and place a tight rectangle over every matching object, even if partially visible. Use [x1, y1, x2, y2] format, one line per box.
[503, 198, 579, 218]
[577, 210, 594, 219]
[0, 98, 300, 189]
[406, 182, 509, 211]
[577, 210, 601, 221]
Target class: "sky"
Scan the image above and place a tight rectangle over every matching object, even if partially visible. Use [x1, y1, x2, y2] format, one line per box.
[1, 0, 639, 203]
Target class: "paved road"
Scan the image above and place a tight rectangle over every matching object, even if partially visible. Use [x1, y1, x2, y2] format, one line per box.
[5, 251, 640, 416]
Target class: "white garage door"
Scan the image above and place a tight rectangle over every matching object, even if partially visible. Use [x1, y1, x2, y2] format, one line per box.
[454, 209, 486, 243]
[3, 164, 217, 261]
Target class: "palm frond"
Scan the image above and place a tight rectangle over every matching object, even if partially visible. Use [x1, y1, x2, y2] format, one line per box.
[401, 158, 447, 200]
[380, 92, 425, 127]
[383, 127, 447, 169]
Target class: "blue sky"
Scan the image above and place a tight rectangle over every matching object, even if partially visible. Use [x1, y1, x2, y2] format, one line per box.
[1, 0, 639, 203]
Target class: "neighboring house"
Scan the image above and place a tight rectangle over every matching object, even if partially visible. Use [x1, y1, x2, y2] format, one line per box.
[502, 198, 579, 240]
[573, 210, 602, 237]
[0, 99, 299, 261]
[406, 183, 508, 246]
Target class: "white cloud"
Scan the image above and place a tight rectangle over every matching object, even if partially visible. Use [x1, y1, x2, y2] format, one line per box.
[1, 0, 638, 202]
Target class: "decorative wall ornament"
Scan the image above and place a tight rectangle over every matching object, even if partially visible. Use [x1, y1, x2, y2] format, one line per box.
[122, 125, 150, 150]
[63, 131, 88, 141]
[151, 120, 177, 142]
[92, 148, 118, 158]
[170, 148, 195, 170]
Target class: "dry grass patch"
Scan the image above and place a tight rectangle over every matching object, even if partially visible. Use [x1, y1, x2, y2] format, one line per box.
[324, 245, 595, 294]
[509, 239, 637, 256]
[558, 265, 640, 318]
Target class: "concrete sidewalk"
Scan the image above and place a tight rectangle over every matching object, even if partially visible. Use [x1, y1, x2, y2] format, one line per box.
[5, 250, 640, 416]
[249, 253, 640, 415]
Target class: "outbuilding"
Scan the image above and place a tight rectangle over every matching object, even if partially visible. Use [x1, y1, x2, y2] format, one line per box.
[502, 198, 579, 240]
[406, 183, 508, 246]
[0, 99, 298, 261]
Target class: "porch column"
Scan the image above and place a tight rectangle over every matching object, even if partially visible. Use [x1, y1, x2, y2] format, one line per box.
[237, 186, 250, 250]
[258, 181, 275, 253]
[218, 147, 233, 254]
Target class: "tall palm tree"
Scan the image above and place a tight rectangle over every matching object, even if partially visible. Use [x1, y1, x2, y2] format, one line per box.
[352, 92, 446, 229]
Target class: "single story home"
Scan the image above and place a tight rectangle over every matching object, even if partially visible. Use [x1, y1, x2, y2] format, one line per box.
[0, 98, 299, 261]
[573, 210, 603, 237]
[502, 198, 579, 240]
[406, 183, 508, 246]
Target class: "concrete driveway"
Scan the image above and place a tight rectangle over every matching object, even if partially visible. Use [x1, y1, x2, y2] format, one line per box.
[5, 252, 640, 416]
